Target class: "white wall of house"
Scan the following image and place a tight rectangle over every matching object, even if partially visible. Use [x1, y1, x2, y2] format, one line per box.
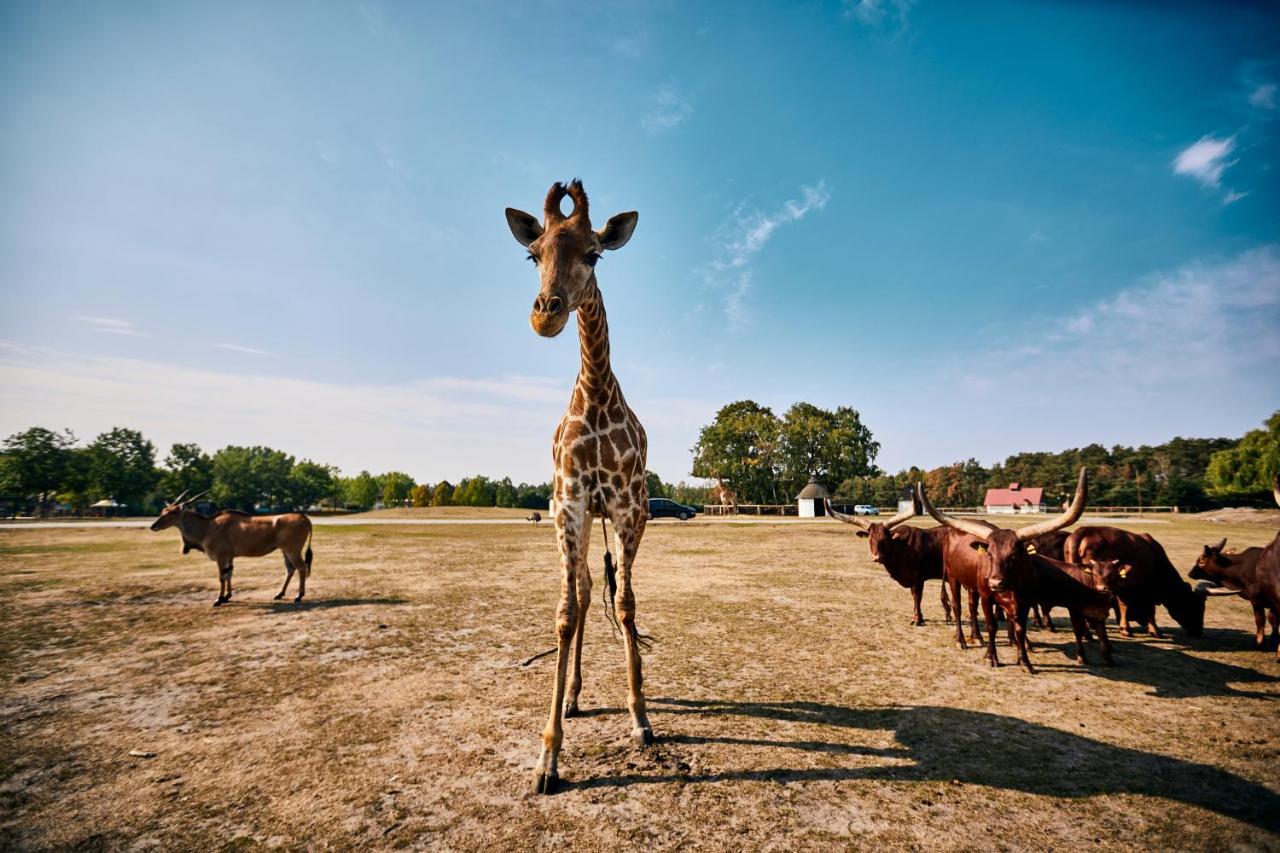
[986, 503, 1044, 514]
[798, 497, 819, 517]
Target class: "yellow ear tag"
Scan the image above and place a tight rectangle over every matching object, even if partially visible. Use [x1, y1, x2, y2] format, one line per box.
[976, 544, 988, 553]
[1026, 544, 1037, 555]
[1119, 567, 1130, 579]
[1083, 565, 1092, 574]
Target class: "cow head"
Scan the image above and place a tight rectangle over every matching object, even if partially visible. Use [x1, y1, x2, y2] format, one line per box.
[1087, 558, 1129, 590]
[824, 500, 916, 565]
[1168, 585, 1208, 637]
[919, 467, 1089, 594]
[1188, 537, 1232, 583]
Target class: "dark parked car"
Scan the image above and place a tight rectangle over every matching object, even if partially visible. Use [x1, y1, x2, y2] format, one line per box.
[648, 498, 697, 521]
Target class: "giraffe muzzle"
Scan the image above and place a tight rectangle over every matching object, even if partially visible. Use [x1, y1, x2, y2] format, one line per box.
[530, 295, 569, 337]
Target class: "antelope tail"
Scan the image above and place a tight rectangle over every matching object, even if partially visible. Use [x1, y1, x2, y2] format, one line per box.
[304, 528, 314, 578]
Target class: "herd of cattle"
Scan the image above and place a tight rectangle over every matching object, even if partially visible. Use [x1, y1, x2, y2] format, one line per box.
[825, 469, 1280, 672]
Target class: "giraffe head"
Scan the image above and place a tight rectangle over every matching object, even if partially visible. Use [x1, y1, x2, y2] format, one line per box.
[505, 180, 638, 337]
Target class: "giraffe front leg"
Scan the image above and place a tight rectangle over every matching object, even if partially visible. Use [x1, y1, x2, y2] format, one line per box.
[531, 509, 583, 795]
[564, 552, 592, 717]
[613, 512, 652, 747]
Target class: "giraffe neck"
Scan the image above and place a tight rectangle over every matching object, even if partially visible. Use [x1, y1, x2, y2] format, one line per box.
[574, 281, 617, 401]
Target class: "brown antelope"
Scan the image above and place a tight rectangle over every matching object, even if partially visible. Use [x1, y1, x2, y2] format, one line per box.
[506, 179, 650, 794]
[150, 490, 314, 606]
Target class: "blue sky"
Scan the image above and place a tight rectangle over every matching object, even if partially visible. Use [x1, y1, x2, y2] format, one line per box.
[1, 0, 1277, 484]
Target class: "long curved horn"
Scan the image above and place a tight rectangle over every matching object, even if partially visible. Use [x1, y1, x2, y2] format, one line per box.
[543, 182, 568, 224]
[918, 481, 992, 540]
[170, 489, 190, 506]
[1016, 467, 1087, 541]
[824, 498, 867, 529]
[1273, 473, 1279, 510]
[1195, 581, 1241, 597]
[882, 502, 917, 530]
[1211, 537, 1227, 552]
[182, 490, 209, 505]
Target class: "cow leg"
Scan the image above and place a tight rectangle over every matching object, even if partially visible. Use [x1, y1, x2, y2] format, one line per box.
[1092, 618, 1115, 665]
[1031, 604, 1045, 630]
[950, 578, 967, 649]
[940, 580, 953, 624]
[968, 587, 983, 645]
[1268, 608, 1279, 651]
[1252, 601, 1267, 649]
[1147, 612, 1164, 639]
[1068, 610, 1089, 664]
[981, 595, 1000, 667]
[1042, 605, 1057, 633]
[275, 555, 295, 600]
[910, 580, 925, 626]
[1116, 599, 1133, 637]
[1012, 601, 1036, 674]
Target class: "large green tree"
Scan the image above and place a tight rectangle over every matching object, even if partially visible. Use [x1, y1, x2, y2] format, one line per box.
[0, 427, 77, 514]
[778, 403, 879, 497]
[290, 461, 336, 509]
[342, 471, 380, 511]
[1206, 411, 1280, 500]
[161, 442, 213, 501]
[212, 446, 296, 511]
[691, 400, 783, 504]
[380, 471, 416, 507]
[87, 428, 159, 511]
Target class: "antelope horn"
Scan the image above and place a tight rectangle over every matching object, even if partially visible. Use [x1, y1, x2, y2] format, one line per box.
[565, 178, 589, 222]
[182, 490, 209, 505]
[1016, 467, 1088, 541]
[824, 498, 867, 529]
[543, 182, 568, 224]
[918, 481, 992, 540]
[1273, 473, 1279, 510]
[170, 489, 190, 505]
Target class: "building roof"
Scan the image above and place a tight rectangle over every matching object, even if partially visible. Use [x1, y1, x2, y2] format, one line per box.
[983, 485, 1044, 506]
[796, 478, 829, 500]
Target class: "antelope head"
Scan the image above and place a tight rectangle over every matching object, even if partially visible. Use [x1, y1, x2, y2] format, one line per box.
[150, 489, 208, 531]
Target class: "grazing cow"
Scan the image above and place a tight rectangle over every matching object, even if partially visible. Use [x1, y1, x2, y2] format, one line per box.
[919, 468, 1089, 673]
[1025, 557, 1116, 665]
[151, 490, 314, 606]
[824, 499, 954, 626]
[1189, 475, 1280, 659]
[1064, 526, 1206, 638]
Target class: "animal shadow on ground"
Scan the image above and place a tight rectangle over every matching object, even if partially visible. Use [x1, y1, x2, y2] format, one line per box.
[264, 596, 410, 613]
[1023, 633, 1278, 699]
[569, 699, 1279, 834]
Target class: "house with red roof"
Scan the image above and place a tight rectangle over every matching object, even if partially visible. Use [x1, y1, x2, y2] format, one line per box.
[983, 482, 1044, 514]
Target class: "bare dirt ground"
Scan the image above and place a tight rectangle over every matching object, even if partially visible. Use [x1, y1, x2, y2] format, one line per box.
[2, 516, 1278, 851]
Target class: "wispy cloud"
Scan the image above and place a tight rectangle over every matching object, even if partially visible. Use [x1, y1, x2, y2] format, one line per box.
[705, 181, 831, 330]
[75, 316, 144, 337]
[1172, 135, 1236, 188]
[1222, 189, 1249, 206]
[1249, 82, 1277, 110]
[843, 0, 915, 28]
[642, 85, 693, 134]
[357, 0, 384, 36]
[214, 343, 275, 356]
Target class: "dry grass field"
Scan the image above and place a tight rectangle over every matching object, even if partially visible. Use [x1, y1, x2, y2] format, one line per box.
[2, 515, 1278, 851]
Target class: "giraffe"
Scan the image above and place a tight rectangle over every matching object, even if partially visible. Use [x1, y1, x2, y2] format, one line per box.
[505, 180, 650, 794]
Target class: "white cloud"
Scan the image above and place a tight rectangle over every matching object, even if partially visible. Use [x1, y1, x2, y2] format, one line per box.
[214, 343, 275, 356]
[642, 85, 693, 134]
[843, 0, 915, 27]
[1249, 82, 1277, 110]
[1172, 135, 1236, 188]
[1222, 189, 1249, 206]
[75, 316, 144, 337]
[705, 182, 831, 330]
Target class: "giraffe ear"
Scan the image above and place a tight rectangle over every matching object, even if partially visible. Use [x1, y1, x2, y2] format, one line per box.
[598, 211, 638, 251]
[506, 208, 543, 247]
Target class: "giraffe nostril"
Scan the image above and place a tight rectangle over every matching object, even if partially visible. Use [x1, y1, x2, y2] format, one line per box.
[546, 296, 563, 315]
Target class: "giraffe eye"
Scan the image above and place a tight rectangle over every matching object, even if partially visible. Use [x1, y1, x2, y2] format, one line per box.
[527, 253, 539, 264]
[585, 252, 601, 267]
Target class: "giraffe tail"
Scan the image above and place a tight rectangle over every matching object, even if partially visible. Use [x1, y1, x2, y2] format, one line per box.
[600, 521, 655, 651]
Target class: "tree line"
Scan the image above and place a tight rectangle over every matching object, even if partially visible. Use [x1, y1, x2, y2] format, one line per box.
[692, 403, 1279, 509]
[0, 427, 555, 516]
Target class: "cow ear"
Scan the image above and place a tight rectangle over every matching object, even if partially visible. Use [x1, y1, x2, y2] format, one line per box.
[506, 208, 543, 247]
[970, 542, 988, 553]
[855, 530, 869, 539]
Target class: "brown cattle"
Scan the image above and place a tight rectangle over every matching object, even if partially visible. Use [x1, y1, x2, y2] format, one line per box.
[151, 490, 314, 606]
[920, 468, 1089, 673]
[1190, 474, 1280, 659]
[825, 499, 954, 626]
[1065, 526, 1206, 638]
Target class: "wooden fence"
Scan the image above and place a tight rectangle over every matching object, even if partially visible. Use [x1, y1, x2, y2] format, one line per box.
[699, 504, 1184, 517]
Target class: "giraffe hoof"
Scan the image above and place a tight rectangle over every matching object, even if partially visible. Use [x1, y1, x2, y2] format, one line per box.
[273, 593, 284, 601]
[212, 598, 225, 608]
[631, 727, 653, 748]
[294, 595, 304, 604]
[563, 702, 580, 718]
[531, 770, 559, 795]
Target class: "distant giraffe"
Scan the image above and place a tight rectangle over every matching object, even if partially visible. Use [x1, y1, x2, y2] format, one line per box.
[710, 477, 739, 514]
[505, 180, 650, 794]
